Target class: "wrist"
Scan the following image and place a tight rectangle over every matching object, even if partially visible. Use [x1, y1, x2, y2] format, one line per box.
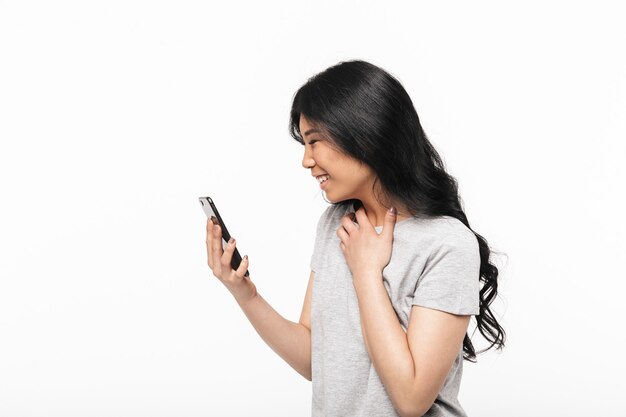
[352, 269, 384, 291]
[230, 279, 258, 306]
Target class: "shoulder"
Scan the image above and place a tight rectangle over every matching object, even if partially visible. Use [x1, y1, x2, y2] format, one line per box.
[439, 216, 477, 246]
[401, 215, 478, 260]
[427, 216, 479, 264]
[402, 215, 475, 244]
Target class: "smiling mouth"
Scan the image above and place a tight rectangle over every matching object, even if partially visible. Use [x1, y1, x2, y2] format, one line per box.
[316, 174, 330, 184]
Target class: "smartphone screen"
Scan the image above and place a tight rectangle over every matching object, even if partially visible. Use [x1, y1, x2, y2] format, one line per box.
[199, 196, 249, 277]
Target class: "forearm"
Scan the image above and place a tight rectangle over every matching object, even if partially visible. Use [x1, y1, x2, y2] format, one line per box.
[354, 273, 417, 415]
[235, 291, 312, 381]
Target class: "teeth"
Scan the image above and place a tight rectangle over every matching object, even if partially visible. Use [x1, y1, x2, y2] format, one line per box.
[317, 175, 329, 184]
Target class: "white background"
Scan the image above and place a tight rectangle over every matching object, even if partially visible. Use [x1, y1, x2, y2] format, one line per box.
[1, 1, 624, 416]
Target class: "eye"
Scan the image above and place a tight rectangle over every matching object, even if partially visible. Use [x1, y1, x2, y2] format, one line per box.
[309, 140, 318, 145]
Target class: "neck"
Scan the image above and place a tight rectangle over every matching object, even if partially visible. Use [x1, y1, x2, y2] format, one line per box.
[353, 200, 410, 228]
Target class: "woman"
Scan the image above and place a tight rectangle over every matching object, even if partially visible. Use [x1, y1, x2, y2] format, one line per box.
[206, 59, 506, 417]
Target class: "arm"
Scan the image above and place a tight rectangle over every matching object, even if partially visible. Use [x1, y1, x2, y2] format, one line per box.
[354, 273, 470, 417]
[207, 218, 314, 381]
[235, 270, 314, 381]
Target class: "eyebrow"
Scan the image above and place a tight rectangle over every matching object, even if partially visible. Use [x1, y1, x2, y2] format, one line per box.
[303, 128, 321, 137]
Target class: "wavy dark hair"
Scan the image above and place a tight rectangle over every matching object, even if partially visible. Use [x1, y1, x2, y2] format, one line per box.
[288, 59, 506, 362]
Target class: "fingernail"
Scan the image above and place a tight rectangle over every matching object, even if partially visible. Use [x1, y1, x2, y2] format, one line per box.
[389, 207, 397, 215]
[228, 237, 234, 244]
[243, 255, 248, 260]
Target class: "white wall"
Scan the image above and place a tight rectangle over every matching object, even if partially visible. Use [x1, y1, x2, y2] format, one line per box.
[1, 1, 624, 416]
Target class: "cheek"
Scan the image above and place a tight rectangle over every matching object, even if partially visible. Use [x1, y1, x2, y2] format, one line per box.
[316, 149, 335, 169]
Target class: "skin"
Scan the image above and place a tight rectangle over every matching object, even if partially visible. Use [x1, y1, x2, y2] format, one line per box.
[300, 114, 472, 416]
[206, 113, 473, 416]
[299, 114, 411, 227]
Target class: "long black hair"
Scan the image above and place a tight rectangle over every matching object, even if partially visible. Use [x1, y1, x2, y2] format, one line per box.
[288, 59, 505, 362]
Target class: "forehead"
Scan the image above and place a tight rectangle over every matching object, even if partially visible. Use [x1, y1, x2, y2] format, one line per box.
[299, 114, 314, 131]
[299, 115, 326, 140]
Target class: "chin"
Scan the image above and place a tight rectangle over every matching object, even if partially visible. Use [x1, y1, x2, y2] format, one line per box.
[323, 190, 341, 203]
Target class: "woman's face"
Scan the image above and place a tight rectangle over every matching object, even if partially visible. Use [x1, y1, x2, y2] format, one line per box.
[300, 114, 376, 203]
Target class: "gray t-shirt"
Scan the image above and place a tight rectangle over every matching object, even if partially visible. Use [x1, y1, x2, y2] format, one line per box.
[310, 202, 480, 417]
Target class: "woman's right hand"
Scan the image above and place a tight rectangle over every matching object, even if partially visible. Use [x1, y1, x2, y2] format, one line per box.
[206, 217, 257, 304]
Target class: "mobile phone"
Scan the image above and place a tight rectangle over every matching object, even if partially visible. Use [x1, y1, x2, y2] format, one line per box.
[199, 196, 249, 277]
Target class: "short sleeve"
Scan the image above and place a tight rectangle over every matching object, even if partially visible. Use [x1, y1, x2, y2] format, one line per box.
[310, 206, 332, 272]
[412, 232, 481, 316]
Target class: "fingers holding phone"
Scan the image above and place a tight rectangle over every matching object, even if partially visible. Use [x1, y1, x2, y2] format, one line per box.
[206, 216, 219, 269]
[205, 215, 256, 304]
[200, 197, 249, 276]
[207, 217, 246, 277]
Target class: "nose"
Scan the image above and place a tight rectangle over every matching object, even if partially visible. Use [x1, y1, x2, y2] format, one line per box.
[302, 145, 315, 169]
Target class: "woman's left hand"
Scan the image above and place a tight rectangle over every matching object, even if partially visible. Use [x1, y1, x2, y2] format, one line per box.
[336, 206, 397, 285]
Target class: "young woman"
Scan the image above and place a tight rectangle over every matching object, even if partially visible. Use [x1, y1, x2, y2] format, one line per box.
[206, 60, 506, 417]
